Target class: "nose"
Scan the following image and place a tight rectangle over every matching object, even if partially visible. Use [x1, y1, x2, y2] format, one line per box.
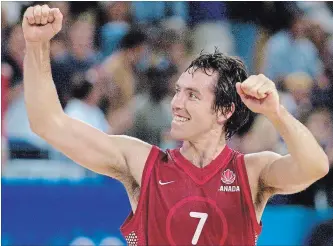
[171, 91, 185, 110]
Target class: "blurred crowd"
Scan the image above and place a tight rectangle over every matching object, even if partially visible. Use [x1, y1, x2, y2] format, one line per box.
[1, 1, 333, 212]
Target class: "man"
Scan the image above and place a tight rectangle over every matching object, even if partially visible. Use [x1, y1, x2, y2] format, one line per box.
[128, 66, 178, 148]
[99, 29, 147, 110]
[64, 74, 110, 134]
[22, 5, 329, 245]
[262, 10, 322, 83]
[98, 28, 147, 131]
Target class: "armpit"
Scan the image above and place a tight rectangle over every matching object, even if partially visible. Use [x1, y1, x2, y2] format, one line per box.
[256, 176, 276, 209]
[122, 177, 141, 213]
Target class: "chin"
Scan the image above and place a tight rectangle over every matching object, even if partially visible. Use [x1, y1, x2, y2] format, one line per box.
[170, 128, 186, 141]
[170, 128, 197, 142]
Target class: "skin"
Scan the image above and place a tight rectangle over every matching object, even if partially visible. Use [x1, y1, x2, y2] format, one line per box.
[171, 71, 232, 167]
[22, 5, 329, 225]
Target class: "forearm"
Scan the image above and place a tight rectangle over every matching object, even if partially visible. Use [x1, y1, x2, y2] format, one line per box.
[24, 42, 64, 132]
[267, 105, 329, 176]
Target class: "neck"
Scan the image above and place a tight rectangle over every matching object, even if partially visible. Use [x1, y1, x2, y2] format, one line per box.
[180, 130, 226, 168]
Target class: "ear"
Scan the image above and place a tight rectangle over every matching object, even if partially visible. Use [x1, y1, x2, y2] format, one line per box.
[217, 103, 235, 125]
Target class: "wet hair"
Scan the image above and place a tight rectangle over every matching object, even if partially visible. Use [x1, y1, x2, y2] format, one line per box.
[186, 49, 251, 140]
[119, 29, 146, 50]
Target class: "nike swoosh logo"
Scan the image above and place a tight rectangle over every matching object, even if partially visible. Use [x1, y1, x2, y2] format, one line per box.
[159, 180, 175, 185]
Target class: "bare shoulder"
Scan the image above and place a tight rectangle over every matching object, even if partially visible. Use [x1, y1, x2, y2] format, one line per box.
[244, 151, 282, 188]
[244, 151, 282, 172]
[243, 151, 282, 206]
[110, 135, 153, 185]
[110, 135, 157, 213]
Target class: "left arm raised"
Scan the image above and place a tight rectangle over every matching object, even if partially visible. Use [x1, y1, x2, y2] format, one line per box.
[236, 75, 329, 195]
[260, 105, 329, 194]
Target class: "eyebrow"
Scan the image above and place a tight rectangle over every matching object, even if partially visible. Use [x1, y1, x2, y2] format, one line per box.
[175, 84, 201, 95]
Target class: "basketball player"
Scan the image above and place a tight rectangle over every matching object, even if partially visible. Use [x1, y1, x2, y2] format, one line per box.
[22, 5, 329, 245]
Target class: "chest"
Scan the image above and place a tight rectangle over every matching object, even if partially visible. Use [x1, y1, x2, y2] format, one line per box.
[146, 163, 254, 245]
[152, 162, 245, 214]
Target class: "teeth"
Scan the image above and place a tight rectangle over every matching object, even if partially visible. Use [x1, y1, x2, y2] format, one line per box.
[174, 116, 189, 122]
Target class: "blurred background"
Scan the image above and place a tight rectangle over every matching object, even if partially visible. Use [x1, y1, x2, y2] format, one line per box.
[1, 1, 333, 245]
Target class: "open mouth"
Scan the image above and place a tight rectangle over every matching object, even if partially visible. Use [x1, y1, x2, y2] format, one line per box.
[173, 115, 190, 123]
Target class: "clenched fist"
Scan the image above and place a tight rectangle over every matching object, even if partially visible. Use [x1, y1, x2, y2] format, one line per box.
[236, 74, 280, 117]
[22, 5, 63, 43]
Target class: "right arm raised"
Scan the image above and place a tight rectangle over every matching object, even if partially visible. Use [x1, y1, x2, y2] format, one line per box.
[23, 5, 152, 182]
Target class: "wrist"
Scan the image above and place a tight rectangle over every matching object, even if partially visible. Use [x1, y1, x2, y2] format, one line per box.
[265, 105, 286, 123]
[25, 41, 50, 51]
[24, 41, 51, 73]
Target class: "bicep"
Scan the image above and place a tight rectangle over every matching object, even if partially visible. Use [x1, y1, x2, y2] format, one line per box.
[260, 152, 315, 195]
[41, 113, 129, 179]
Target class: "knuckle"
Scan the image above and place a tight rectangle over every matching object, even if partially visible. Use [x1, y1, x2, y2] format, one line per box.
[25, 7, 32, 16]
[243, 79, 251, 85]
[257, 87, 264, 94]
[261, 80, 268, 86]
[56, 9, 63, 17]
[257, 87, 265, 94]
[42, 5, 49, 12]
[245, 85, 253, 92]
[241, 84, 250, 91]
[267, 81, 275, 88]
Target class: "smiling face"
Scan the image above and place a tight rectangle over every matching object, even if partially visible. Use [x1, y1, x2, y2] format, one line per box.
[170, 69, 225, 141]
[170, 51, 251, 142]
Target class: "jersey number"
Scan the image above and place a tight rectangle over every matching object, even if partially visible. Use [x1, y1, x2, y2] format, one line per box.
[189, 212, 208, 245]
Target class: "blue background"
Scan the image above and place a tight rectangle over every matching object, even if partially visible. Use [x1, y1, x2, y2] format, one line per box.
[2, 179, 333, 246]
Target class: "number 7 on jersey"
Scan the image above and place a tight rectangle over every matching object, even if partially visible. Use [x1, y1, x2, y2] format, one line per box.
[189, 212, 208, 245]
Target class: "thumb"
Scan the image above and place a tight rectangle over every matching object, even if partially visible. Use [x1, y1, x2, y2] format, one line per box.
[51, 8, 63, 33]
[236, 82, 253, 105]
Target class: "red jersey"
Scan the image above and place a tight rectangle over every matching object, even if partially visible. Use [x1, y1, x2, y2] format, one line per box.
[121, 145, 262, 245]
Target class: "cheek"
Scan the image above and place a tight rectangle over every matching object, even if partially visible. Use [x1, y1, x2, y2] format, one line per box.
[190, 105, 216, 124]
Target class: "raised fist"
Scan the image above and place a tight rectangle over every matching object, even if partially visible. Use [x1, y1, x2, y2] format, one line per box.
[22, 5, 63, 43]
[236, 74, 280, 117]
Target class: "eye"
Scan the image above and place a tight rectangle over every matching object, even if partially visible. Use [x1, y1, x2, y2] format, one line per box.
[175, 88, 180, 94]
[189, 92, 199, 100]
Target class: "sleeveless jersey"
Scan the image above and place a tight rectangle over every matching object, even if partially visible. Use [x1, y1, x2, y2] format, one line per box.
[120, 145, 262, 245]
